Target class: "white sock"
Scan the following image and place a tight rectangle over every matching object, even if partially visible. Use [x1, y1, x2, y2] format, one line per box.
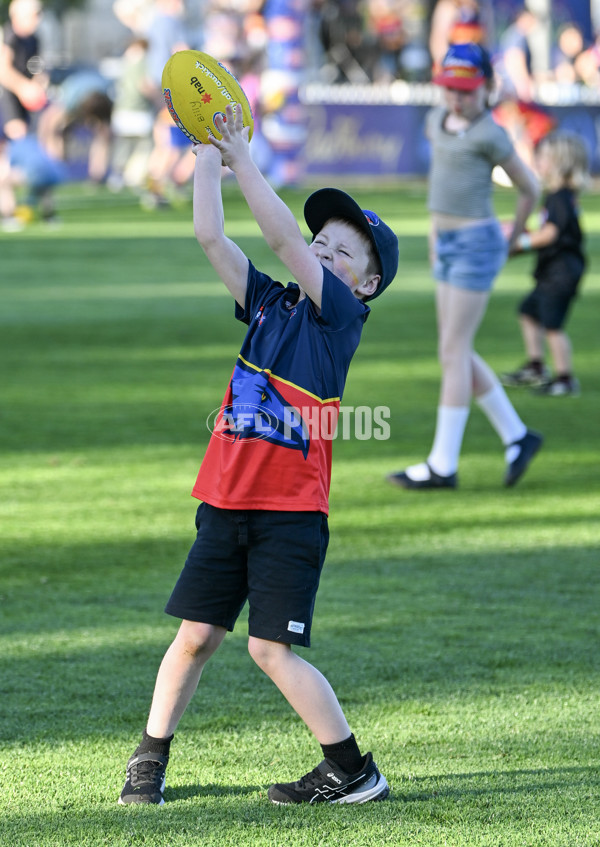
[404, 462, 433, 481]
[476, 384, 527, 461]
[426, 405, 470, 477]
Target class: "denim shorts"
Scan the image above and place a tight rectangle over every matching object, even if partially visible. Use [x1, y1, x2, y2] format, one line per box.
[433, 220, 508, 292]
[165, 503, 329, 647]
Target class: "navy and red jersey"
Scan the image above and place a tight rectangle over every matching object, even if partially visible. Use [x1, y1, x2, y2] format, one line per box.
[192, 261, 370, 514]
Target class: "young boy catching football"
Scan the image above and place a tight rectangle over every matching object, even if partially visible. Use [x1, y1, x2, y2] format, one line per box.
[118, 103, 399, 806]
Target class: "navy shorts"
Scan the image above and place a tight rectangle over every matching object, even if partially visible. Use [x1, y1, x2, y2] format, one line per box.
[165, 503, 329, 647]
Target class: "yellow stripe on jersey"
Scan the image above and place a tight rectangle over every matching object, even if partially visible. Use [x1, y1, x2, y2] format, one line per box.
[236, 354, 340, 405]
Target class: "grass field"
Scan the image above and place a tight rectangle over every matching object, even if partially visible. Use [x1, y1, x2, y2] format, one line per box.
[1, 181, 599, 847]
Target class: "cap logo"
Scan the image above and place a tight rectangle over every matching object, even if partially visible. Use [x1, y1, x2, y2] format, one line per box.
[363, 210, 380, 226]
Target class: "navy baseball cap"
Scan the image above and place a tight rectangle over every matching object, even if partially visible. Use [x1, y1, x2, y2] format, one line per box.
[304, 188, 399, 301]
[433, 42, 493, 90]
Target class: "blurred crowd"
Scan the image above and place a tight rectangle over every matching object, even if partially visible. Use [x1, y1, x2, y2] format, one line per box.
[1, 0, 599, 229]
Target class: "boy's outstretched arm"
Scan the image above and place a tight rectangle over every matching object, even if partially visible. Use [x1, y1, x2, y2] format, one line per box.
[210, 104, 324, 308]
[192, 142, 249, 307]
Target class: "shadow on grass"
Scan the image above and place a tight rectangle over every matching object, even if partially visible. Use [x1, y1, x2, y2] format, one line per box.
[165, 782, 262, 803]
[1, 538, 598, 746]
[3, 766, 598, 842]
[167, 766, 600, 804]
[398, 765, 600, 803]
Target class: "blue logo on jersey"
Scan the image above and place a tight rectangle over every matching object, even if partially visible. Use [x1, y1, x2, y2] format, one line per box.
[221, 364, 310, 457]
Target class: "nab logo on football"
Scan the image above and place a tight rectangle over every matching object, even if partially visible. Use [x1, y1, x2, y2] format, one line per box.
[189, 76, 210, 100]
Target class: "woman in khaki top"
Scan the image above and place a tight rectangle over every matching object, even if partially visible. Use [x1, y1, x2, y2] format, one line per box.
[389, 42, 542, 489]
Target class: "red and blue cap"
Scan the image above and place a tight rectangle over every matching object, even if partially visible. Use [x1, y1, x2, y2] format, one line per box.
[304, 188, 399, 301]
[433, 42, 493, 91]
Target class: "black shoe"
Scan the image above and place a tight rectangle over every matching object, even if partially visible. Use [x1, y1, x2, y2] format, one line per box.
[500, 363, 551, 387]
[387, 464, 457, 490]
[118, 751, 169, 805]
[268, 752, 389, 805]
[504, 430, 543, 487]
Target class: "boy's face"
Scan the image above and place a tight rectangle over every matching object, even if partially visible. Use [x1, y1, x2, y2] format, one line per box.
[310, 220, 378, 299]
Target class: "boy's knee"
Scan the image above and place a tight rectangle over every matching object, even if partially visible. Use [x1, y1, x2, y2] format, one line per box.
[247, 636, 288, 672]
[176, 620, 223, 658]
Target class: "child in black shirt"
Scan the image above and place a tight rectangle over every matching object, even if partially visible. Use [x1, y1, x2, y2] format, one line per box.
[502, 131, 589, 396]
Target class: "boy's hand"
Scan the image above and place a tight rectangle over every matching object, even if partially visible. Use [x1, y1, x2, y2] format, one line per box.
[209, 103, 251, 171]
[191, 141, 222, 165]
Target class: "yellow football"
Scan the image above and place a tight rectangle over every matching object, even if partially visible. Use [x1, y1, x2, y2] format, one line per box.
[161, 50, 254, 145]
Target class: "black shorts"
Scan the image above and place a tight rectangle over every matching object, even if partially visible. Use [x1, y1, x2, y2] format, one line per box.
[0, 91, 30, 130]
[519, 276, 580, 331]
[165, 503, 329, 647]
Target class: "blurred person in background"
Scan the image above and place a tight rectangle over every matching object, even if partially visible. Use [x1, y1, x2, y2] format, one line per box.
[497, 7, 539, 102]
[144, 0, 189, 92]
[0, 0, 62, 227]
[0, 0, 46, 129]
[571, 27, 600, 87]
[38, 68, 113, 185]
[493, 7, 555, 174]
[231, 5, 270, 175]
[551, 21, 587, 85]
[368, 0, 406, 83]
[428, 0, 493, 73]
[113, 0, 192, 205]
[134, 0, 192, 206]
[150, 0, 270, 200]
[305, 0, 328, 82]
[387, 43, 542, 491]
[109, 37, 155, 192]
[501, 132, 589, 397]
[112, 0, 154, 38]
[318, 0, 372, 83]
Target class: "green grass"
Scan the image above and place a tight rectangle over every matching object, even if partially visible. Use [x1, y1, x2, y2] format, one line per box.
[1, 182, 599, 847]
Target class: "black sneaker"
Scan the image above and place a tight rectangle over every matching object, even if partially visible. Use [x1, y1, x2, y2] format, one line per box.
[118, 751, 169, 805]
[500, 363, 551, 387]
[387, 464, 457, 490]
[268, 752, 389, 805]
[504, 429, 543, 487]
[533, 377, 580, 397]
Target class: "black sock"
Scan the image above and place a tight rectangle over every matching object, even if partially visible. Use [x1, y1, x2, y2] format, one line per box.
[321, 733, 364, 774]
[557, 373, 572, 383]
[137, 728, 174, 758]
[529, 359, 545, 374]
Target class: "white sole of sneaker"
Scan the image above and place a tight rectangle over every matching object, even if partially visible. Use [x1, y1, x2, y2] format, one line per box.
[332, 774, 390, 804]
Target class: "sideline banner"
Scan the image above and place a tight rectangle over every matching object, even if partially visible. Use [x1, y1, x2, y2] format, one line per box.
[303, 101, 600, 176]
[304, 103, 431, 177]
